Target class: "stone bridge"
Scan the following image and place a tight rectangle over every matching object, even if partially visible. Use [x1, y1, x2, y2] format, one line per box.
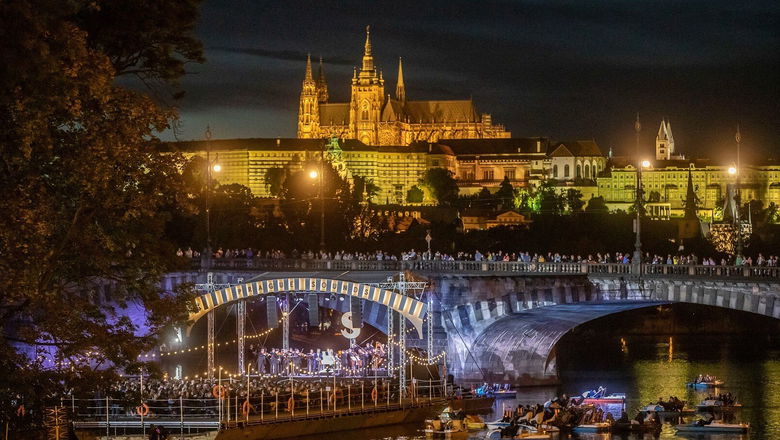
[162, 259, 780, 384]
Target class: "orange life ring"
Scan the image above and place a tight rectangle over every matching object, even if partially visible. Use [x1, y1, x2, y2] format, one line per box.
[371, 387, 378, 402]
[286, 397, 294, 412]
[212, 384, 226, 399]
[136, 403, 149, 417]
[16, 405, 25, 417]
[242, 400, 252, 416]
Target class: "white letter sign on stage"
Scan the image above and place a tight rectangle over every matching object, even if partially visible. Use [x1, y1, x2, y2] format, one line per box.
[340, 312, 361, 340]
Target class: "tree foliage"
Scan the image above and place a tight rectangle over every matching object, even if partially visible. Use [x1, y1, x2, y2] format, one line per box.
[420, 168, 459, 206]
[0, 0, 202, 425]
[406, 185, 424, 203]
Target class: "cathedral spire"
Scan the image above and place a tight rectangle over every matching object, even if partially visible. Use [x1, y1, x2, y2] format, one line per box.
[317, 56, 328, 102]
[362, 25, 374, 72]
[304, 53, 314, 83]
[396, 57, 405, 102]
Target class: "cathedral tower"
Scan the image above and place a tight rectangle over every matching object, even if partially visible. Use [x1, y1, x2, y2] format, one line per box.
[396, 57, 405, 102]
[349, 26, 385, 145]
[297, 54, 320, 138]
[317, 56, 329, 103]
[656, 118, 675, 160]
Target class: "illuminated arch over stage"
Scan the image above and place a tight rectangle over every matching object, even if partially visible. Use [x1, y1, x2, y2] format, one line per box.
[189, 277, 427, 336]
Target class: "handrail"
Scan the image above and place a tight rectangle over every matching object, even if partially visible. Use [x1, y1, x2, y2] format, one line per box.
[186, 258, 780, 279]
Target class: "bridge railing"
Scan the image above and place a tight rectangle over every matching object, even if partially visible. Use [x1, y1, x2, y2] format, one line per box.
[191, 258, 780, 279]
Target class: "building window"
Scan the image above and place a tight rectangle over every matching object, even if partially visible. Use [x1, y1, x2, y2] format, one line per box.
[505, 169, 516, 180]
[361, 101, 369, 120]
[553, 165, 558, 178]
[576, 164, 582, 178]
[394, 184, 404, 204]
[432, 160, 439, 167]
[564, 164, 570, 178]
[465, 171, 475, 180]
[584, 164, 590, 179]
[482, 169, 494, 180]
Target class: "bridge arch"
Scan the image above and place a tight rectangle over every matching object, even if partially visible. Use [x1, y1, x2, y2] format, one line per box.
[189, 277, 427, 336]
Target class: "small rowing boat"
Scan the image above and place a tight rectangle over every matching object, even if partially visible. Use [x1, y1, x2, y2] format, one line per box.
[581, 393, 626, 405]
[572, 422, 611, 433]
[639, 404, 695, 416]
[675, 422, 749, 433]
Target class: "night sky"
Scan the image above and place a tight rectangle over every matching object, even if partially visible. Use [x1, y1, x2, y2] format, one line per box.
[163, 0, 779, 163]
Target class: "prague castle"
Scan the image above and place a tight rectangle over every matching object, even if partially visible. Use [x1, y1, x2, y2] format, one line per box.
[297, 27, 510, 146]
[169, 27, 780, 220]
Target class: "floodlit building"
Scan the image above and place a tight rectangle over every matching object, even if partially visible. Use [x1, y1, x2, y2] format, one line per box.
[297, 27, 511, 146]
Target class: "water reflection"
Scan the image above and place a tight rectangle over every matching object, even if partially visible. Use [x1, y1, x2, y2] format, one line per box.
[308, 334, 776, 440]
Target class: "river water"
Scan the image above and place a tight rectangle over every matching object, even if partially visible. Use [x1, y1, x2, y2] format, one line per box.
[309, 317, 779, 440]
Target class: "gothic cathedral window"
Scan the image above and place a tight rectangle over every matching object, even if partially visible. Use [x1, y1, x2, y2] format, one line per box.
[361, 100, 369, 120]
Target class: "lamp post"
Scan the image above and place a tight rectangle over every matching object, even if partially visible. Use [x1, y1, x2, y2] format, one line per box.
[425, 230, 432, 259]
[204, 126, 221, 258]
[733, 125, 743, 261]
[632, 114, 644, 266]
[308, 163, 325, 250]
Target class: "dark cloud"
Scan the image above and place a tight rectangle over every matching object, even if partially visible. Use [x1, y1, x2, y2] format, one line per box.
[162, 0, 779, 160]
[209, 46, 356, 65]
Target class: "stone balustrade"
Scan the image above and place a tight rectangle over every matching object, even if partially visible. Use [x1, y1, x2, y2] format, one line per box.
[191, 258, 780, 280]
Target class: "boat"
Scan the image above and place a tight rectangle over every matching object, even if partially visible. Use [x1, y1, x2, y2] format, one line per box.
[675, 422, 749, 433]
[483, 428, 551, 439]
[465, 415, 486, 430]
[639, 404, 695, 416]
[686, 379, 724, 388]
[424, 418, 467, 436]
[572, 422, 611, 433]
[696, 399, 742, 412]
[494, 389, 517, 399]
[485, 419, 510, 430]
[581, 393, 626, 405]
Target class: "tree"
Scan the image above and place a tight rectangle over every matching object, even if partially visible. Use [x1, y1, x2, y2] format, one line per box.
[419, 168, 459, 206]
[353, 175, 380, 202]
[585, 196, 609, 215]
[264, 167, 287, 197]
[536, 181, 565, 215]
[495, 176, 515, 208]
[77, 0, 204, 87]
[406, 185, 424, 203]
[0, 1, 202, 425]
[565, 189, 585, 213]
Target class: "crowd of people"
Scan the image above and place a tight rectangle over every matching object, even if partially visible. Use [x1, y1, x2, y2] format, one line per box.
[90, 374, 400, 419]
[704, 392, 737, 407]
[250, 342, 388, 377]
[646, 396, 686, 412]
[493, 392, 660, 437]
[178, 246, 779, 267]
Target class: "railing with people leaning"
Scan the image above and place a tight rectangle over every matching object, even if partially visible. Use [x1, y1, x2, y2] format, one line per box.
[69, 378, 445, 434]
[191, 257, 780, 279]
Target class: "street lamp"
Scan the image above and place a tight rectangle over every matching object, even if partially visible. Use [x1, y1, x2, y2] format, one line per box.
[308, 163, 325, 250]
[204, 126, 221, 259]
[632, 114, 644, 266]
[733, 126, 743, 261]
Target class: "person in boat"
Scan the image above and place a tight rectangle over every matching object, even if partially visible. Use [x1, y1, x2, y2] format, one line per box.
[634, 411, 645, 424]
[695, 412, 714, 426]
[618, 411, 630, 423]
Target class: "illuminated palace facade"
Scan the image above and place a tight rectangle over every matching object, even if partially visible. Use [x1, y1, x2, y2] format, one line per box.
[170, 28, 779, 214]
[173, 119, 780, 216]
[297, 27, 511, 146]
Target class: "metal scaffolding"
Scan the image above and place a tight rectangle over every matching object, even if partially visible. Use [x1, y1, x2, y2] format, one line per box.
[376, 272, 428, 400]
[194, 272, 232, 380]
[236, 278, 245, 375]
[386, 308, 394, 370]
[282, 293, 290, 351]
